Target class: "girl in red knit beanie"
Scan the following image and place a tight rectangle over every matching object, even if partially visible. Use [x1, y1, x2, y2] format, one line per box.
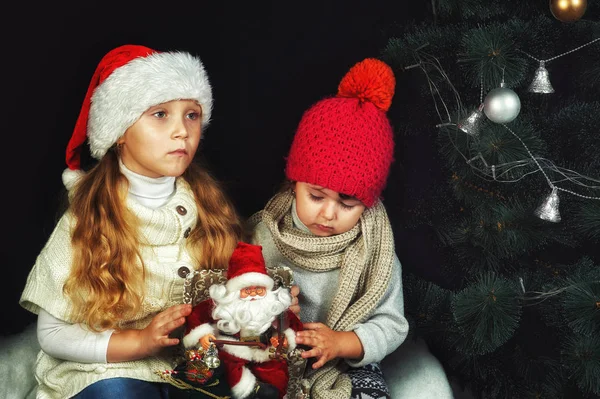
[248, 58, 408, 399]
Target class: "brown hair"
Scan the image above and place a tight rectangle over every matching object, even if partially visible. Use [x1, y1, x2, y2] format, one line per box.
[63, 149, 242, 330]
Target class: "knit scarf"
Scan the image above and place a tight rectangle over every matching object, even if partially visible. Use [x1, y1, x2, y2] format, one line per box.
[248, 191, 396, 399]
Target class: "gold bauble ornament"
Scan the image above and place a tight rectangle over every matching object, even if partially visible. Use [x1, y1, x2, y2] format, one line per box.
[550, 0, 588, 22]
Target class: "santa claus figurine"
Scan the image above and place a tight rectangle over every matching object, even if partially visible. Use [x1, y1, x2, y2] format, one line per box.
[182, 242, 303, 399]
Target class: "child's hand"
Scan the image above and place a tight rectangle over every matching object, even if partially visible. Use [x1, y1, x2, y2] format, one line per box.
[138, 303, 192, 356]
[295, 322, 340, 369]
[290, 284, 300, 316]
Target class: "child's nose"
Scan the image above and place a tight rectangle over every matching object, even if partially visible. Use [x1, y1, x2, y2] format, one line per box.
[172, 119, 189, 139]
[321, 202, 335, 220]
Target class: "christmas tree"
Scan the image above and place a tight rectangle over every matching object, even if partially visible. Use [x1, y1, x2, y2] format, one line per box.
[378, 0, 599, 398]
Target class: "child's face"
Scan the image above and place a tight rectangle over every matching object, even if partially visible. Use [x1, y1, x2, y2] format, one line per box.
[117, 100, 202, 178]
[294, 182, 366, 236]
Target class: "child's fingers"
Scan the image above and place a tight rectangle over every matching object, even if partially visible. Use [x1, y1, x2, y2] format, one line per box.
[300, 346, 322, 359]
[169, 303, 192, 317]
[164, 316, 187, 334]
[153, 304, 190, 327]
[295, 331, 318, 344]
[300, 322, 325, 330]
[290, 285, 300, 297]
[160, 337, 180, 347]
[163, 303, 192, 317]
[289, 304, 301, 316]
[299, 346, 328, 369]
[180, 303, 193, 315]
[312, 357, 326, 369]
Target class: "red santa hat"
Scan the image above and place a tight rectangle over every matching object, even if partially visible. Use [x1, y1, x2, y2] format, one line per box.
[226, 242, 274, 293]
[62, 44, 213, 190]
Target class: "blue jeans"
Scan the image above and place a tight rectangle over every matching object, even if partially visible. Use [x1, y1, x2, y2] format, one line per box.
[72, 377, 170, 399]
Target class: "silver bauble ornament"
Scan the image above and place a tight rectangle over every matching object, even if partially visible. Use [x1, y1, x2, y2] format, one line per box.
[483, 83, 521, 123]
[457, 103, 486, 137]
[528, 61, 555, 94]
[203, 343, 221, 369]
[535, 187, 561, 223]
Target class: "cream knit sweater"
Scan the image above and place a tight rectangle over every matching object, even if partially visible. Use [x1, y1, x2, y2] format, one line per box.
[20, 178, 198, 399]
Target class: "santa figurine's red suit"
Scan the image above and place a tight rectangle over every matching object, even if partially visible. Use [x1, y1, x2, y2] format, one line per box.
[182, 242, 303, 399]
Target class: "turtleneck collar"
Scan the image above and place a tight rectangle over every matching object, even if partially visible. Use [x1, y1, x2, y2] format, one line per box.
[291, 199, 313, 234]
[119, 160, 176, 209]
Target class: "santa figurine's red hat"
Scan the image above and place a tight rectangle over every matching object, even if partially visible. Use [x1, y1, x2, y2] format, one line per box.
[226, 242, 274, 293]
[62, 44, 213, 190]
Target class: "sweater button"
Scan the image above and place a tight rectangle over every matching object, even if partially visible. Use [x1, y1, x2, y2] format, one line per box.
[176, 205, 187, 215]
[183, 227, 191, 238]
[178, 266, 190, 278]
[94, 366, 107, 373]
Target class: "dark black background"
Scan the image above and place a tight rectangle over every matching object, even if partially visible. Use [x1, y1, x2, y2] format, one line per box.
[3, 2, 434, 336]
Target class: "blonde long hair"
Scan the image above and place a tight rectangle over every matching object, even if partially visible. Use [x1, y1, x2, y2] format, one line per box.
[63, 149, 242, 330]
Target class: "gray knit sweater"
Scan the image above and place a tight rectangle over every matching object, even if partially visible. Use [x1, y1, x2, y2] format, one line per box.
[250, 203, 409, 367]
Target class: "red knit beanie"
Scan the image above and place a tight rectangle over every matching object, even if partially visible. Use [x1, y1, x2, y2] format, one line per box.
[285, 58, 396, 207]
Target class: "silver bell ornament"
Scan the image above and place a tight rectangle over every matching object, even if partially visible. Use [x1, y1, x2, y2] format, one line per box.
[457, 103, 486, 137]
[528, 61, 555, 94]
[535, 187, 561, 223]
[483, 82, 521, 124]
[203, 342, 221, 369]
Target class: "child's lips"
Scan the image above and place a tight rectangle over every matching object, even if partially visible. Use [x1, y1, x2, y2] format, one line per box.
[169, 149, 188, 155]
[316, 224, 333, 232]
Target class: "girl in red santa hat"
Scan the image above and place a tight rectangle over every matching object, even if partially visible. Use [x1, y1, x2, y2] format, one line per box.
[19, 44, 243, 399]
[247, 58, 409, 399]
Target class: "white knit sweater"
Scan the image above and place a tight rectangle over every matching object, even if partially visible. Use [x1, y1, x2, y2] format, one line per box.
[19, 178, 198, 399]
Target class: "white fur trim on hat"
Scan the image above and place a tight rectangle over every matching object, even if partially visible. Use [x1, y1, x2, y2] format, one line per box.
[62, 168, 85, 191]
[88, 51, 213, 160]
[231, 367, 257, 399]
[226, 272, 274, 294]
[182, 323, 216, 349]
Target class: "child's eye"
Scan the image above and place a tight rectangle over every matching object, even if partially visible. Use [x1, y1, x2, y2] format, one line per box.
[187, 112, 200, 121]
[340, 202, 355, 210]
[309, 194, 323, 202]
[152, 111, 166, 118]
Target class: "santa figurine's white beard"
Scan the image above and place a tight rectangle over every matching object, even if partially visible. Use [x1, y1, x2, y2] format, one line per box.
[209, 284, 292, 336]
